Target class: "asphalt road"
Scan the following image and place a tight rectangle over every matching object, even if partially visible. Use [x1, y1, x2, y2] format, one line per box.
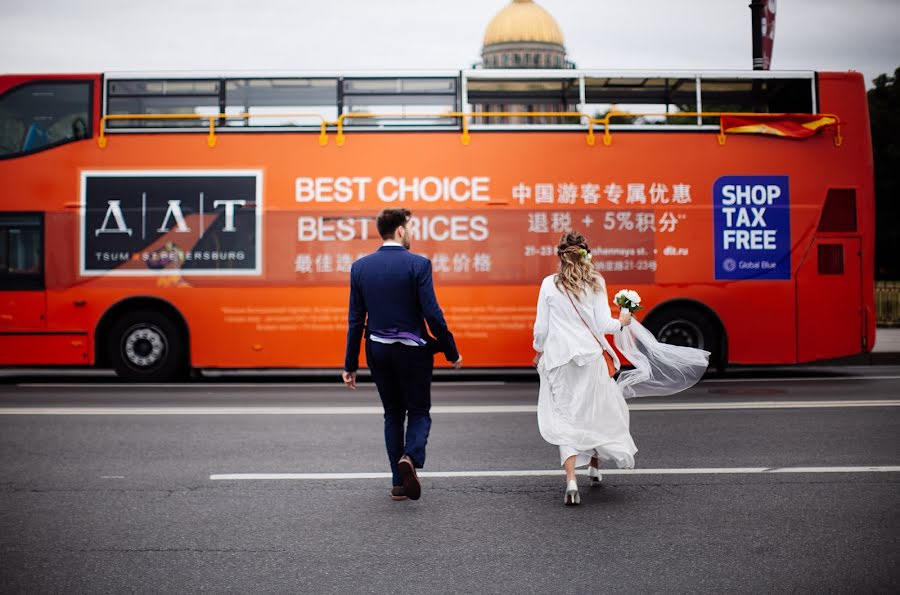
[1, 366, 898, 594]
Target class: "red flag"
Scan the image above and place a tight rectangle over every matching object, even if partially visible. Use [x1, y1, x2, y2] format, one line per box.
[721, 114, 837, 139]
[762, 0, 777, 70]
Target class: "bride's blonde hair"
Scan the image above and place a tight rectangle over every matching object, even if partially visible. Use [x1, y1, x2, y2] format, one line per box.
[554, 231, 603, 300]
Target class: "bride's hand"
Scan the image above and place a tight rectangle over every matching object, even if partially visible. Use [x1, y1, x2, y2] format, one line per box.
[532, 352, 542, 367]
[618, 309, 633, 327]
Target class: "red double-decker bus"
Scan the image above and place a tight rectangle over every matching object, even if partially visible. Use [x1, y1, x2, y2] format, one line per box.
[0, 68, 874, 380]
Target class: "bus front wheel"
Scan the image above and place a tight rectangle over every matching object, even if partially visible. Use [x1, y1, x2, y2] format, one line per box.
[108, 310, 187, 382]
[643, 305, 724, 372]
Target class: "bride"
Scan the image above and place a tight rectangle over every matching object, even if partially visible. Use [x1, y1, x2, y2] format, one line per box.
[533, 231, 709, 506]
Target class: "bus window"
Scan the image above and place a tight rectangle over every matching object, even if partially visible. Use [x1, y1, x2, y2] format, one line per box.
[106, 79, 220, 128]
[698, 77, 814, 124]
[467, 75, 580, 125]
[582, 76, 699, 127]
[225, 78, 338, 127]
[341, 77, 458, 127]
[0, 82, 91, 158]
[0, 213, 43, 290]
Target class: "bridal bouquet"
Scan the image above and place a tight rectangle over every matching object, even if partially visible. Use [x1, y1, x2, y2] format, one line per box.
[614, 289, 643, 312]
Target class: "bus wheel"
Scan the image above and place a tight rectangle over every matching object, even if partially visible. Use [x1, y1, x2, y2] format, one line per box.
[108, 310, 187, 382]
[643, 305, 723, 371]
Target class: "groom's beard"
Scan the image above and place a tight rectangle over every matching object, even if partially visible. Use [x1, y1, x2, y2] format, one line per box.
[401, 235, 411, 250]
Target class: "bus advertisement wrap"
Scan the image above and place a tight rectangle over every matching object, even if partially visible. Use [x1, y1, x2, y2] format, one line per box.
[77, 169, 698, 286]
[288, 173, 695, 286]
[713, 175, 790, 280]
[80, 171, 262, 276]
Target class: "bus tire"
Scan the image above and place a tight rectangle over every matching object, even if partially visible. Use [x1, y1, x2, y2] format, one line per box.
[108, 310, 187, 382]
[642, 304, 724, 372]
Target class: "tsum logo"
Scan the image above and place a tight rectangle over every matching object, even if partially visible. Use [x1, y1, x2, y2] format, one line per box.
[80, 171, 262, 276]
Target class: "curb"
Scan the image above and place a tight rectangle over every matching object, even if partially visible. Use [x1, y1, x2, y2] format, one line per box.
[817, 352, 900, 366]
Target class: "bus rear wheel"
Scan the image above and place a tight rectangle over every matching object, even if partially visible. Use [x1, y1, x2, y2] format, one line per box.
[108, 310, 187, 382]
[643, 305, 724, 372]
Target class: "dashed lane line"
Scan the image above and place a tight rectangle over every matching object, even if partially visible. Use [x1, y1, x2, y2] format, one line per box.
[210, 466, 900, 481]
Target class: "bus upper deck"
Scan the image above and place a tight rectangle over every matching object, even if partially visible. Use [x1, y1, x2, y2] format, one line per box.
[1, 68, 834, 161]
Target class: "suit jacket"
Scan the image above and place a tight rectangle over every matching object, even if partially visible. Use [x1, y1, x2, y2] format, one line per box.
[344, 245, 459, 372]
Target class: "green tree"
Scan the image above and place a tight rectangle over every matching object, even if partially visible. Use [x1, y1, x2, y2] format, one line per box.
[869, 67, 900, 279]
[592, 107, 637, 125]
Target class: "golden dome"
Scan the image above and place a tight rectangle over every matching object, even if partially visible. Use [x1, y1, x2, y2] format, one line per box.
[483, 0, 565, 47]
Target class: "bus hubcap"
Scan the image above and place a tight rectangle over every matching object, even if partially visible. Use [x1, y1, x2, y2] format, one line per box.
[657, 319, 704, 350]
[123, 326, 166, 368]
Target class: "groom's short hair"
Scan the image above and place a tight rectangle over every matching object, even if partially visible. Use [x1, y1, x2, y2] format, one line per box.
[376, 208, 411, 240]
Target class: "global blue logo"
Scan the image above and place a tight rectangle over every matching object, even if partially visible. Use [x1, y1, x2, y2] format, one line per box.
[713, 175, 790, 280]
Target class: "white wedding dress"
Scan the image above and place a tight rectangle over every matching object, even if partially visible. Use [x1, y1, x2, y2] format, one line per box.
[533, 274, 709, 469]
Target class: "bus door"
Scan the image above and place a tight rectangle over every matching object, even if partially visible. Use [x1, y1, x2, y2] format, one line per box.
[0, 213, 49, 364]
[796, 236, 863, 362]
[0, 213, 45, 324]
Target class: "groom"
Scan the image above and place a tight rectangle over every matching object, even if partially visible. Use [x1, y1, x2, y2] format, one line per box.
[342, 208, 462, 501]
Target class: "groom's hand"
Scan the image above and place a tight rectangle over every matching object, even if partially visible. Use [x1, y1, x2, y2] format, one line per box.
[452, 356, 463, 369]
[342, 370, 357, 390]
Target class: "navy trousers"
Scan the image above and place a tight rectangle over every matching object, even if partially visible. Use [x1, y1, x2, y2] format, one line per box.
[365, 340, 434, 486]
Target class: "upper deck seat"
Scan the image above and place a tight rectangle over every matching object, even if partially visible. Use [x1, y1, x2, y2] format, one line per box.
[21, 123, 48, 152]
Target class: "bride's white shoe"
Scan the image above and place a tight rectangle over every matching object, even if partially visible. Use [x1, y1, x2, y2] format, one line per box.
[588, 466, 603, 483]
[564, 479, 580, 505]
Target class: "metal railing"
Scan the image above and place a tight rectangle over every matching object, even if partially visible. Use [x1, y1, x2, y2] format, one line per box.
[96, 110, 843, 149]
[334, 111, 587, 146]
[596, 111, 842, 147]
[97, 113, 329, 148]
[876, 281, 900, 327]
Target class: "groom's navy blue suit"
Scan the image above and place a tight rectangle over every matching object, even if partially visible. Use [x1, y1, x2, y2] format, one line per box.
[344, 245, 459, 486]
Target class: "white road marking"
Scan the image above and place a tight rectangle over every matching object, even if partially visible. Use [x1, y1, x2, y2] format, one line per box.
[210, 466, 900, 481]
[1, 400, 898, 415]
[629, 400, 900, 410]
[700, 375, 900, 383]
[10, 375, 900, 390]
[13, 381, 506, 389]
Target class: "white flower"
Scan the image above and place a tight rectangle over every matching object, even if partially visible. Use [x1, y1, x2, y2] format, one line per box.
[614, 289, 643, 312]
[614, 289, 641, 303]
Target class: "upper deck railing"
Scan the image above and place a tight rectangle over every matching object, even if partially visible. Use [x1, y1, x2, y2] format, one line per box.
[100, 69, 821, 131]
[96, 109, 842, 149]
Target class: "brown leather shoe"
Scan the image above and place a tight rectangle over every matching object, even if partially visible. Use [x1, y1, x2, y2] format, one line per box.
[397, 455, 421, 500]
[589, 456, 602, 483]
[390, 486, 408, 501]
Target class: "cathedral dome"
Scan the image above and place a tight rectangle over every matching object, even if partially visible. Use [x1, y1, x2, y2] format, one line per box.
[483, 0, 565, 47]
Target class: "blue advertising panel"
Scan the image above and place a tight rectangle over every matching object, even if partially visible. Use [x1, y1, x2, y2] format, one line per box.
[713, 175, 790, 280]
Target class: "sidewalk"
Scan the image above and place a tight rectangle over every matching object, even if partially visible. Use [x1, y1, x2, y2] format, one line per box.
[835, 327, 900, 365]
[873, 327, 900, 354]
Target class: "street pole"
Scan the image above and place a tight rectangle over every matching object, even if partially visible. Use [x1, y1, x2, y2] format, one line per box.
[750, 0, 764, 70]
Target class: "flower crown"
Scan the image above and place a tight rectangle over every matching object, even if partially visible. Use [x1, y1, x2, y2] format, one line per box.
[578, 248, 592, 261]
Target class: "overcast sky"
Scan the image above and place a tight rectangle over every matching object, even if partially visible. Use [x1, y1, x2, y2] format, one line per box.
[1, 0, 897, 86]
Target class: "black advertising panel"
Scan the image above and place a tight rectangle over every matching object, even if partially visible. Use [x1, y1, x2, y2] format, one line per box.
[80, 171, 262, 276]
